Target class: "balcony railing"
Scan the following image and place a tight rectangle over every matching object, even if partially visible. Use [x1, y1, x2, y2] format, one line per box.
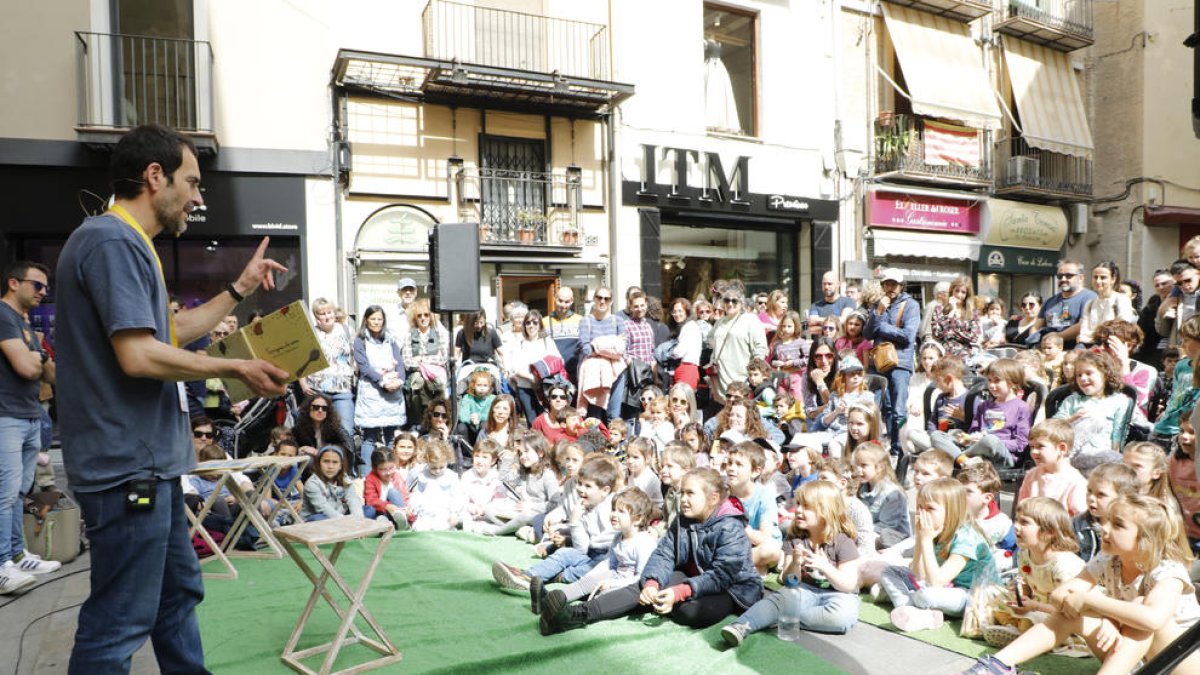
[75, 32, 214, 134]
[422, 0, 609, 81]
[453, 168, 582, 247]
[994, 0, 1094, 51]
[873, 113, 992, 185]
[994, 136, 1093, 199]
[880, 0, 994, 22]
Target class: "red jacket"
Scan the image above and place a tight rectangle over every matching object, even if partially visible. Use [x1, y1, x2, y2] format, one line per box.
[364, 470, 408, 513]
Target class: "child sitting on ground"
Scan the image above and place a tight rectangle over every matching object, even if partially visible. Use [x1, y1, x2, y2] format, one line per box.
[624, 438, 663, 515]
[536, 487, 659, 633]
[726, 441, 784, 574]
[362, 448, 408, 529]
[461, 438, 507, 533]
[746, 357, 777, 411]
[537, 441, 587, 552]
[657, 441, 696, 530]
[1017, 419, 1088, 517]
[1167, 414, 1200, 550]
[1073, 462, 1138, 561]
[408, 439, 464, 531]
[721, 479, 864, 647]
[854, 441, 911, 550]
[301, 446, 363, 522]
[678, 422, 711, 469]
[391, 432, 421, 490]
[958, 462, 1017, 571]
[538, 468, 763, 634]
[814, 457, 876, 557]
[489, 432, 561, 538]
[772, 391, 804, 440]
[493, 454, 620, 592]
[636, 396, 675, 451]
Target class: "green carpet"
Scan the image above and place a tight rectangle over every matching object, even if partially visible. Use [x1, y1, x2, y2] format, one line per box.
[196, 531, 844, 674]
[856, 596, 1098, 675]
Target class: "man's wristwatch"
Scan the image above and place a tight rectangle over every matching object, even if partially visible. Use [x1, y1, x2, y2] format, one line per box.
[225, 282, 245, 303]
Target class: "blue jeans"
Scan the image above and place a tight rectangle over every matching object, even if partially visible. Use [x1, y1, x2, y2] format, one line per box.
[879, 564, 970, 616]
[881, 368, 912, 455]
[321, 391, 356, 451]
[514, 386, 542, 427]
[526, 547, 606, 584]
[70, 480, 207, 674]
[362, 487, 405, 519]
[606, 376, 627, 422]
[737, 584, 860, 634]
[0, 416, 40, 564]
[360, 426, 398, 475]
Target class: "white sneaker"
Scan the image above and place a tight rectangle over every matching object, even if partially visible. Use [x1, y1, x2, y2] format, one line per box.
[0, 561, 36, 594]
[516, 525, 537, 543]
[14, 552, 60, 575]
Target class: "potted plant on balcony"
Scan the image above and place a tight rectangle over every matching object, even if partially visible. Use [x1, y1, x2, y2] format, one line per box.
[516, 209, 539, 243]
[876, 124, 914, 163]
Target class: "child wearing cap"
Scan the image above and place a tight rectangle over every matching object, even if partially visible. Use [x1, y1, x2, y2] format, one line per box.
[795, 354, 879, 458]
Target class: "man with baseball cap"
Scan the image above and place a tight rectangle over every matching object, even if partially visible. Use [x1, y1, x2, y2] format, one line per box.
[863, 268, 920, 457]
[386, 277, 419, 340]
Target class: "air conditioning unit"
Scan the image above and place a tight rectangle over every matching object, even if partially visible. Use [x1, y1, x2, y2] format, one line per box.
[1007, 156, 1040, 184]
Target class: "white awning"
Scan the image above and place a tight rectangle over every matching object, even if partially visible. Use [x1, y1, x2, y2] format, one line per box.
[1002, 36, 1093, 159]
[881, 4, 1002, 130]
[871, 228, 980, 261]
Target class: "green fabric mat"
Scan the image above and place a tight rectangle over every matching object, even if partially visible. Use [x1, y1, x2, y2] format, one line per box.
[856, 596, 1099, 675]
[197, 531, 845, 674]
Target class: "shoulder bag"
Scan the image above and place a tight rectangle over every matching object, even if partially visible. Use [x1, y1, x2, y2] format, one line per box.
[869, 300, 907, 374]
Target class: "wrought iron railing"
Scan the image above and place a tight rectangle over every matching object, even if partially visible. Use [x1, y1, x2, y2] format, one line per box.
[995, 0, 1094, 43]
[75, 32, 214, 132]
[873, 113, 992, 182]
[422, 0, 610, 81]
[454, 168, 582, 246]
[995, 136, 1093, 197]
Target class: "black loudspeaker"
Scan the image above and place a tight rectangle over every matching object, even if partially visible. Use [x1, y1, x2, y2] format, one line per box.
[429, 223, 481, 313]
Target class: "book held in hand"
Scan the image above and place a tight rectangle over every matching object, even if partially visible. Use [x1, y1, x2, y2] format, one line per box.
[206, 300, 328, 403]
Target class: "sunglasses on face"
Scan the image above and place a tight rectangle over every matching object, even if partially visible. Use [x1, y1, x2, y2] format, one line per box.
[430, 411, 448, 419]
[594, 295, 611, 302]
[524, 319, 540, 326]
[311, 404, 329, 412]
[20, 279, 48, 293]
[670, 397, 688, 404]
[549, 393, 569, 401]
[723, 297, 740, 305]
[1021, 302, 1037, 308]
[193, 430, 214, 439]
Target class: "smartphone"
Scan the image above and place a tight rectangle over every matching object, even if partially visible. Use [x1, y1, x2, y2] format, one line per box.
[1012, 577, 1024, 607]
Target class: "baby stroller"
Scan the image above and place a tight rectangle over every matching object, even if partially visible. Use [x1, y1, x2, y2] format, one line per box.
[220, 390, 300, 458]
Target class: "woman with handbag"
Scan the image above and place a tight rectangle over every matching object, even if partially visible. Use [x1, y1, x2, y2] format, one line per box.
[352, 305, 406, 475]
[505, 309, 561, 425]
[403, 299, 449, 428]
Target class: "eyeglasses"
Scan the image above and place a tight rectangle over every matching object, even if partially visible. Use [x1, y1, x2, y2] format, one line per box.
[524, 319, 540, 326]
[19, 279, 48, 293]
[1056, 273, 1079, 279]
[1021, 302, 1038, 308]
[723, 297, 740, 304]
[670, 397, 688, 404]
[594, 295, 611, 302]
[549, 393, 569, 401]
[430, 411, 448, 419]
[311, 404, 330, 412]
[823, 325, 837, 332]
[193, 430, 214, 439]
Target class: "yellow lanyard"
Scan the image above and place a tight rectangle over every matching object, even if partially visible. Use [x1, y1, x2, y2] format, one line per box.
[108, 204, 178, 348]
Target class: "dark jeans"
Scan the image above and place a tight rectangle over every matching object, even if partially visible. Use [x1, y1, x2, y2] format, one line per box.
[880, 367, 912, 455]
[585, 571, 737, 628]
[71, 480, 208, 674]
[514, 386, 542, 427]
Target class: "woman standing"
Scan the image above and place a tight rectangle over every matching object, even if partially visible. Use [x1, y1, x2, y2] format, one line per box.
[505, 309, 561, 425]
[403, 299, 449, 426]
[758, 289, 789, 338]
[456, 309, 504, 367]
[1005, 292, 1044, 347]
[352, 305, 406, 474]
[667, 298, 703, 389]
[1077, 261, 1138, 346]
[929, 276, 982, 360]
[302, 297, 356, 446]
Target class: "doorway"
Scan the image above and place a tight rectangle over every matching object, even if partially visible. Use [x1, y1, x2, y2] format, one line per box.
[497, 275, 558, 318]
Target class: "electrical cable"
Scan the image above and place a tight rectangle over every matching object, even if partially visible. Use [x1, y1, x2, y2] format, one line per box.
[12, 600, 85, 675]
[0, 566, 91, 611]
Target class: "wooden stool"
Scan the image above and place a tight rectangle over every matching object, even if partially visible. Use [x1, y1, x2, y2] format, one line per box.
[275, 516, 402, 675]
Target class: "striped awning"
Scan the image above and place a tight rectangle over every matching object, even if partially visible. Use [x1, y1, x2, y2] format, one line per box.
[1002, 36, 1093, 159]
[881, 4, 1001, 130]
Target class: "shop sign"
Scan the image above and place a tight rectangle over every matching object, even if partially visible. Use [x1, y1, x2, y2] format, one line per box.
[356, 204, 437, 251]
[868, 191, 981, 234]
[766, 194, 810, 212]
[985, 199, 1067, 250]
[979, 245, 1059, 275]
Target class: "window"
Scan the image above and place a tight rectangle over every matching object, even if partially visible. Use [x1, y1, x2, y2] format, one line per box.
[703, 4, 756, 136]
[479, 135, 547, 241]
[660, 225, 795, 306]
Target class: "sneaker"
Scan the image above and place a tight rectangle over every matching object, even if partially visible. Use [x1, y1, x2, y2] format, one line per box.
[983, 624, 1021, 648]
[721, 622, 750, 648]
[868, 583, 888, 603]
[0, 561, 36, 595]
[516, 526, 536, 543]
[890, 606, 944, 632]
[14, 552, 60, 575]
[959, 654, 1016, 675]
[530, 575, 546, 614]
[391, 511, 410, 531]
[492, 561, 531, 591]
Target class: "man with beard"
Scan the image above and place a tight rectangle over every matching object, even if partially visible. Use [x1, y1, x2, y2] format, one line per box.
[544, 286, 582, 381]
[1039, 260, 1098, 350]
[56, 124, 290, 673]
[863, 268, 921, 457]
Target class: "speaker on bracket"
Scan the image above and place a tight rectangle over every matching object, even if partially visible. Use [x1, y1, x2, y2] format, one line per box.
[429, 222, 481, 313]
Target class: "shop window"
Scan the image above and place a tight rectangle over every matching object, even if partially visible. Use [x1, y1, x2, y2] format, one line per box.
[703, 4, 756, 136]
[660, 224, 795, 306]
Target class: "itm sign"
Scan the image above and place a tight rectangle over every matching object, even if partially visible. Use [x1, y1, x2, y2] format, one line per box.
[639, 144, 749, 201]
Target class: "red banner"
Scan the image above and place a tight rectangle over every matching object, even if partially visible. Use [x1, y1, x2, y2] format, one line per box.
[868, 191, 981, 234]
[923, 120, 981, 167]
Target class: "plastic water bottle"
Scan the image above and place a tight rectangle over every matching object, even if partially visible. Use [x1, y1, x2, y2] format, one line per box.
[777, 575, 803, 642]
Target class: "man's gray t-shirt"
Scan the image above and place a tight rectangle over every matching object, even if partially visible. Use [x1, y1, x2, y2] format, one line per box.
[0, 302, 43, 419]
[56, 213, 191, 493]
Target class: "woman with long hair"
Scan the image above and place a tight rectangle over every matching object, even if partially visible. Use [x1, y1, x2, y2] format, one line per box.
[504, 309, 561, 425]
[758, 289, 789, 338]
[352, 304, 406, 474]
[1005, 291, 1044, 348]
[1078, 260, 1138, 346]
[293, 393, 354, 470]
[929, 276, 981, 359]
[667, 297, 703, 389]
[403, 298, 449, 425]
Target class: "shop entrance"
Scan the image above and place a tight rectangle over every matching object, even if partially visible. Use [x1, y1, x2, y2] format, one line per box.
[659, 224, 798, 304]
[497, 274, 558, 317]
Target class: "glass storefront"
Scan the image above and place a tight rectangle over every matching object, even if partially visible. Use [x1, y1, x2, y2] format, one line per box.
[659, 224, 797, 304]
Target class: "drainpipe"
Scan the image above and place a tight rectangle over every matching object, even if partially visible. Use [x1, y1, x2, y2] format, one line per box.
[331, 87, 347, 313]
[606, 110, 618, 289]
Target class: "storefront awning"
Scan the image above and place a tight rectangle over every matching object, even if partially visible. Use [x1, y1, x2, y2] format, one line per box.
[871, 228, 980, 261]
[1002, 37, 1093, 159]
[881, 5, 1002, 130]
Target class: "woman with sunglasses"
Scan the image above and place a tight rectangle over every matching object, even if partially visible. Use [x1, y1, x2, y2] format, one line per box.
[403, 298, 449, 427]
[417, 399, 453, 440]
[292, 394, 353, 471]
[504, 309, 562, 426]
[668, 383, 702, 428]
[1005, 292, 1044, 348]
[532, 383, 575, 444]
[803, 338, 840, 426]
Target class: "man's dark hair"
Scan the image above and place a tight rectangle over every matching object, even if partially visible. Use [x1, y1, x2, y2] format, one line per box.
[110, 124, 197, 199]
[1170, 259, 1197, 277]
[2, 261, 50, 295]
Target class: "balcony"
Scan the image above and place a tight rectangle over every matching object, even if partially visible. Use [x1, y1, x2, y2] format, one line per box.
[452, 167, 583, 250]
[873, 113, 992, 188]
[332, 1, 633, 116]
[880, 0, 994, 22]
[994, 0, 1094, 52]
[74, 32, 216, 153]
[994, 136, 1093, 201]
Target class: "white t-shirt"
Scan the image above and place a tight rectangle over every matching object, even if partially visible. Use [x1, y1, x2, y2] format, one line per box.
[1085, 554, 1200, 626]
